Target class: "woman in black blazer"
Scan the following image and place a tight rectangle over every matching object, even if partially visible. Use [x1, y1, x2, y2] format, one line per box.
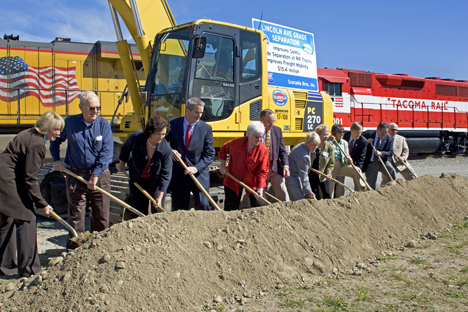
[116, 117, 173, 216]
[0, 111, 64, 277]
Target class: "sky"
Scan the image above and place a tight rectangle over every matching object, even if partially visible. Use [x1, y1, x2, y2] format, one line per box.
[2, 0, 467, 80]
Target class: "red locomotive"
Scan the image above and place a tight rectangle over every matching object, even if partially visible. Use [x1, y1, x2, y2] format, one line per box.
[317, 68, 468, 154]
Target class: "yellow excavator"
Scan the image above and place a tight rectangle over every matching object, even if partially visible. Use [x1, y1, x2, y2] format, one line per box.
[107, 0, 333, 148]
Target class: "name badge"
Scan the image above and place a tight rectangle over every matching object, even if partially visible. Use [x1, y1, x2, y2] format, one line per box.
[323, 151, 329, 157]
[96, 135, 103, 141]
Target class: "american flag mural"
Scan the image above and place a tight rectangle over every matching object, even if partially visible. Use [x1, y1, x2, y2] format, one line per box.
[0, 56, 81, 107]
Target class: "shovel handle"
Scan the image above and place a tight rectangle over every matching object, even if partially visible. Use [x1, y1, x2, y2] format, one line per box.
[63, 168, 145, 217]
[177, 158, 221, 210]
[309, 167, 355, 193]
[332, 139, 372, 191]
[225, 171, 271, 205]
[121, 171, 165, 212]
[370, 144, 395, 182]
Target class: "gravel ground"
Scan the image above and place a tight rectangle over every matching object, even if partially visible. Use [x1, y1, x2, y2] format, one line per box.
[341, 155, 468, 192]
[35, 156, 468, 261]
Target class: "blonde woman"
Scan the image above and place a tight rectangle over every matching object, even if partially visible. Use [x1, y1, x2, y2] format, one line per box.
[0, 111, 64, 277]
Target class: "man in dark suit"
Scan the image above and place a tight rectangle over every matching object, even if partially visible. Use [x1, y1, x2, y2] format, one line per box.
[343, 122, 367, 170]
[165, 97, 215, 211]
[362, 122, 397, 189]
[260, 109, 290, 201]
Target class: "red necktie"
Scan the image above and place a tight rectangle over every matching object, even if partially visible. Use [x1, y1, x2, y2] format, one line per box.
[349, 139, 354, 154]
[184, 124, 192, 150]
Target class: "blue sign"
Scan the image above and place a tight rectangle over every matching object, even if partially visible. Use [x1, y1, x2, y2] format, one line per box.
[252, 19, 318, 92]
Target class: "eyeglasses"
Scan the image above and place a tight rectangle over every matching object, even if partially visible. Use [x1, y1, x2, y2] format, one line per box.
[52, 128, 61, 132]
[85, 106, 101, 112]
[264, 119, 277, 125]
[252, 135, 262, 140]
[389, 128, 398, 131]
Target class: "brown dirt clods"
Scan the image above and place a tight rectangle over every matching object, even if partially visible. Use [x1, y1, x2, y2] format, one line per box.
[1, 174, 468, 311]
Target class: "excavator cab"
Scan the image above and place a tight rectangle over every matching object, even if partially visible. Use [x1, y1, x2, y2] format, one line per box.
[146, 20, 263, 128]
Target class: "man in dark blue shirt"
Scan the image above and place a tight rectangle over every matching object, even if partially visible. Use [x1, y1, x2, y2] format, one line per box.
[50, 91, 113, 250]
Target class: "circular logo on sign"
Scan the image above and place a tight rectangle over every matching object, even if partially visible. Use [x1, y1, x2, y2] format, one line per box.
[273, 90, 288, 106]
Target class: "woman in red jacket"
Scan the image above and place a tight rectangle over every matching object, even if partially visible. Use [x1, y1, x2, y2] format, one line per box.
[219, 122, 270, 211]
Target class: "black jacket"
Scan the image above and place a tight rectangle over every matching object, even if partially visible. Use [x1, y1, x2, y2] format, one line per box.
[343, 131, 367, 170]
[119, 130, 173, 196]
[362, 131, 394, 172]
[165, 117, 215, 190]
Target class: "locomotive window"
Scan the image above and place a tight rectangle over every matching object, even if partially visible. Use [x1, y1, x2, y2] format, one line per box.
[327, 82, 342, 96]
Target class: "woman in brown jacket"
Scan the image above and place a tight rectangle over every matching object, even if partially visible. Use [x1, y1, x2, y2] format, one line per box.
[0, 111, 64, 277]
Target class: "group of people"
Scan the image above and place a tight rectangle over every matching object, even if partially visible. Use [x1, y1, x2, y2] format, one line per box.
[0, 92, 417, 277]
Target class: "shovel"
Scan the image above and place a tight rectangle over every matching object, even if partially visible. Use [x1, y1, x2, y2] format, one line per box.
[309, 167, 355, 193]
[63, 168, 145, 217]
[121, 171, 165, 212]
[392, 151, 418, 178]
[49, 210, 78, 238]
[331, 138, 372, 191]
[370, 144, 397, 186]
[225, 171, 271, 205]
[176, 158, 221, 210]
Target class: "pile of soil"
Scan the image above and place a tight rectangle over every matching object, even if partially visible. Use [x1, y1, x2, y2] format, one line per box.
[1, 174, 468, 311]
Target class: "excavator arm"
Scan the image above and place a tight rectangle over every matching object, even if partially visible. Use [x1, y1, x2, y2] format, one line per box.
[107, 0, 176, 130]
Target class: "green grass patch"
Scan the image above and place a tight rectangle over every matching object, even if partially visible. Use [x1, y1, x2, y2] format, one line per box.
[409, 256, 426, 265]
[278, 294, 306, 308]
[323, 296, 349, 309]
[356, 286, 369, 301]
[390, 272, 405, 281]
[383, 303, 399, 310]
[446, 246, 462, 255]
[445, 290, 467, 298]
[376, 254, 399, 261]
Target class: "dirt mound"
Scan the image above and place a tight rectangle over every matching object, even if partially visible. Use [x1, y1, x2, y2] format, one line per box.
[1, 174, 468, 311]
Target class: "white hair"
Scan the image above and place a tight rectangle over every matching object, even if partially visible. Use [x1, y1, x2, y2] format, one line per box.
[80, 91, 99, 106]
[246, 122, 265, 136]
[305, 131, 321, 145]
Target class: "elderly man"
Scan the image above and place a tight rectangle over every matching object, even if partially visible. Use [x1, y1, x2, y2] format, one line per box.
[387, 123, 417, 181]
[362, 122, 397, 189]
[165, 97, 215, 211]
[50, 91, 113, 251]
[259, 109, 290, 201]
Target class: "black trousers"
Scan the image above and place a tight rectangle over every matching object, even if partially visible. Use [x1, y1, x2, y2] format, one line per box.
[224, 185, 262, 211]
[129, 177, 165, 217]
[308, 172, 330, 200]
[0, 212, 41, 277]
[171, 174, 210, 211]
